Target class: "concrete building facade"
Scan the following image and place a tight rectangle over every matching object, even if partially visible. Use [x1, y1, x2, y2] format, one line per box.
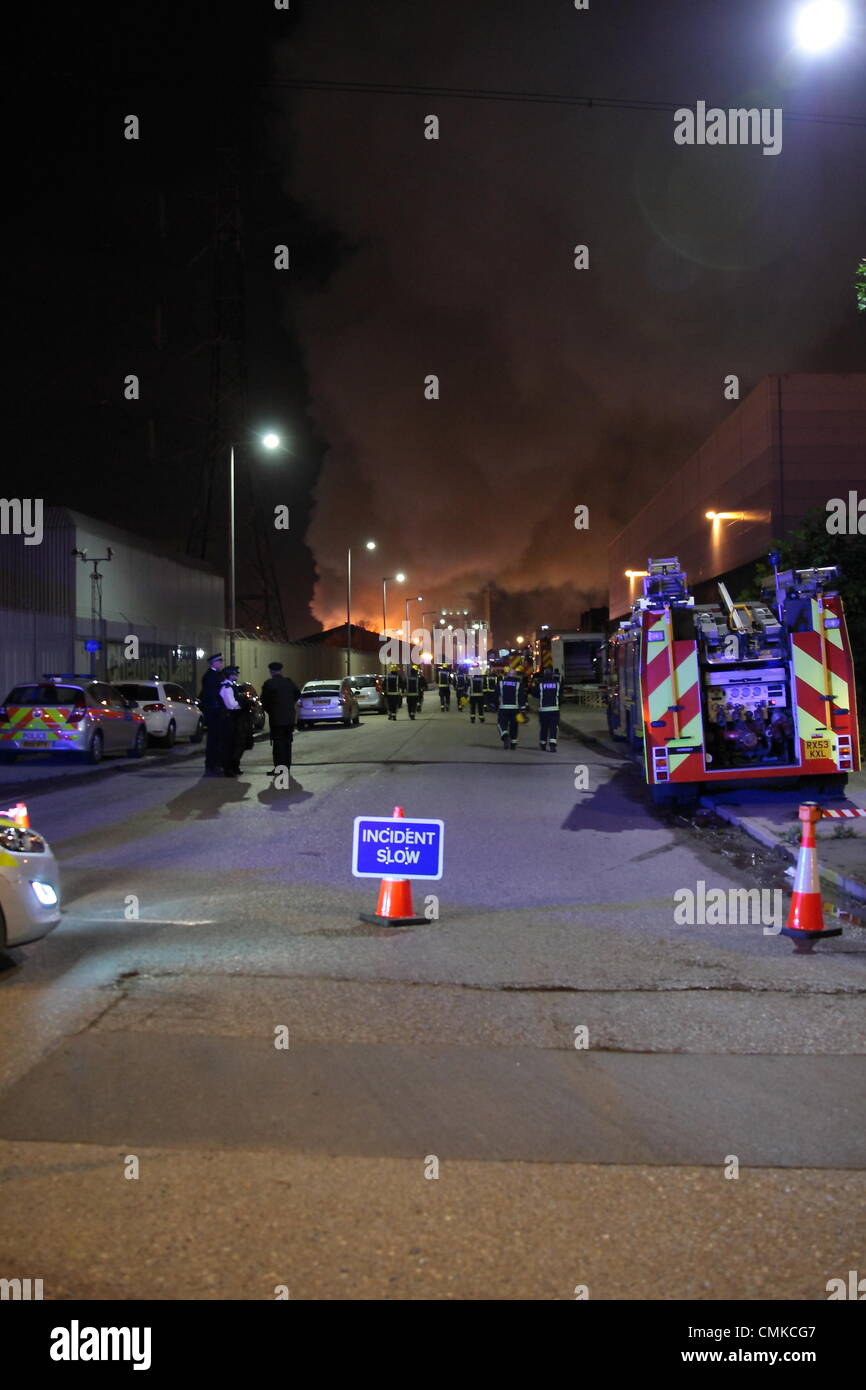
[608, 374, 866, 619]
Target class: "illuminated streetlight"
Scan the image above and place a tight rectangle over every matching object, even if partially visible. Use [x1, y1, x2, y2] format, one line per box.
[794, 1, 849, 53]
[346, 539, 377, 676]
[383, 572, 407, 636]
[705, 510, 745, 521]
[229, 430, 286, 661]
[625, 570, 649, 579]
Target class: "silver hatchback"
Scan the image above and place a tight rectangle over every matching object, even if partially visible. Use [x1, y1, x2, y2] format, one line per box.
[297, 680, 360, 729]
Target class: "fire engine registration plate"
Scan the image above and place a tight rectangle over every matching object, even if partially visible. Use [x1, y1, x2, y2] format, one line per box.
[22, 732, 49, 744]
[804, 737, 832, 761]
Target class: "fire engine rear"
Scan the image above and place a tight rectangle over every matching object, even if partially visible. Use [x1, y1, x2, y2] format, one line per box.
[605, 557, 860, 805]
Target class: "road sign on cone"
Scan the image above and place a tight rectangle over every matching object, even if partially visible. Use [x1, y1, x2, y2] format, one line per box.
[781, 803, 843, 954]
[1, 803, 29, 829]
[358, 806, 432, 927]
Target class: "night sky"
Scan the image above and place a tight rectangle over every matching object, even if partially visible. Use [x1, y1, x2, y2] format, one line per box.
[6, 1, 865, 641]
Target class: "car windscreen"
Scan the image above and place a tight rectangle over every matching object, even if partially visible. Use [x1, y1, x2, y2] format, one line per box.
[115, 684, 158, 702]
[5, 684, 82, 706]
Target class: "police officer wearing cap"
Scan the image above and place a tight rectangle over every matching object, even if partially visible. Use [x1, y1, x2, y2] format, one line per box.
[199, 652, 226, 775]
[220, 665, 253, 777]
[260, 661, 301, 776]
[536, 666, 562, 752]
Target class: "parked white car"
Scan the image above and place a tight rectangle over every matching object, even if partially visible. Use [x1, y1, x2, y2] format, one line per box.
[0, 809, 61, 948]
[114, 679, 204, 747]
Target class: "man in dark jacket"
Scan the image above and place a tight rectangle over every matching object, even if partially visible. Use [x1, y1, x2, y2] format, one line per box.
[260, 661, 301, 776]
[199, 652, 226, 775]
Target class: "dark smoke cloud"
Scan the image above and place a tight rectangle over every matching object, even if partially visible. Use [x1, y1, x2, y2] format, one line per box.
[278, 0, 866, 639]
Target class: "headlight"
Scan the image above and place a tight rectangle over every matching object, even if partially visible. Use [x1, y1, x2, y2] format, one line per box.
[0, 826, 46, 854]
[30, 881, 58, 907]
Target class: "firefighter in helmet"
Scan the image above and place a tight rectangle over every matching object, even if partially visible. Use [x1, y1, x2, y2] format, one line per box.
[405, 664, 425, 720]
[468, 667, 486, 723]
[497, 667, 527, 750]
[536, 666, 562, 752]
[436, 662, 453, 711]
[454, 664, 469, 711]
[384, 663, 406, 720]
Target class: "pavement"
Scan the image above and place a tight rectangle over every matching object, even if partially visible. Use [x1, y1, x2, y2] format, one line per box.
[562, 703, 866, 905]
[0, 698, 863, 1300]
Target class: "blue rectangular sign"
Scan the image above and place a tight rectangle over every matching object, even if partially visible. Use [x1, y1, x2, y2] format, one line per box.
[353, 816, 444, 880]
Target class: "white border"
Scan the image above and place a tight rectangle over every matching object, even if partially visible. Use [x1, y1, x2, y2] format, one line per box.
[352, 816, 445, 879]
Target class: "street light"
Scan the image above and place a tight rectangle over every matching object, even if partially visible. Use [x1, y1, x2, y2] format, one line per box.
[382, 572, 406, 637]
[705, 511, 745, 521]
[229, 430, 283, 662]
[347, 539, 377, 676]
[793, 1, 849, 53]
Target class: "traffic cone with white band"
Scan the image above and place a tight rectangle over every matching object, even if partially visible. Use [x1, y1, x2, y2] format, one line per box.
[781, 803, 842, 954]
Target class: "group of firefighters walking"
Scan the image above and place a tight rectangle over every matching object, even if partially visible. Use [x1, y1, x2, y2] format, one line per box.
[382, 663, 563, 751]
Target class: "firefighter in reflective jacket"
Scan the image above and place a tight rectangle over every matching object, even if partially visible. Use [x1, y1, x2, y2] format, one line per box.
[406, 665, 425, 719]
[536, 667, 562, 751]
[385, 664, 406, 720]
[468, 669, 486, 723]
[436, 664, 453, 711]
[454, 665, 469, 711]
[497, 671, 527, 750]
[483, 667, 498, 712]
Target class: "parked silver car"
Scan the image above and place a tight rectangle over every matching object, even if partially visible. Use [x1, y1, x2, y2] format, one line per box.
[296, 680, 360, 729]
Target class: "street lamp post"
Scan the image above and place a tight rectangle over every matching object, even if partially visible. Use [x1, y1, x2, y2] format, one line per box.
[228, 431, 282, 664]
[404, 594, 423, 670]
[382, 572, 406, 639]
[346, 540, 377, 677]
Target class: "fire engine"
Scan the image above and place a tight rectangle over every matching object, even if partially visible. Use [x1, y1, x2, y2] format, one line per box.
[605, 557, 860, 805]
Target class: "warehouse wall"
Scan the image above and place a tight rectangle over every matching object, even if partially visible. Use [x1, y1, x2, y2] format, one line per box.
[608, 374, 866, 618]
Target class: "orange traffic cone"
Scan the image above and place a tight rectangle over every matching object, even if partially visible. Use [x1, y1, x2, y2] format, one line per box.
[360, 806, 428, 927]
[781, 803, 842, 954]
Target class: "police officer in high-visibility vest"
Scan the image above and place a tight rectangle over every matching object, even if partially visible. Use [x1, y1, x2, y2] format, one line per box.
[468, 669, 486, 723]
[436, 663, 453, 711]
[497, 669, 527, 750]
[483, 666, 498, 713]
[384, 664, 406, 720]
[536, 666, 562, 751]
[406, 665, 425, 720]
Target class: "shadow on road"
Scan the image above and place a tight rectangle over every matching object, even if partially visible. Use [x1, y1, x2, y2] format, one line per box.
[257, 776, 314, 810]
[561, 765, 653, 833]
[165, 777, 253, 821]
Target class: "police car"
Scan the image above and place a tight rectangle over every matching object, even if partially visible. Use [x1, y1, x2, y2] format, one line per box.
[0, 676, 147, 763]
[0, 807, 61, 948]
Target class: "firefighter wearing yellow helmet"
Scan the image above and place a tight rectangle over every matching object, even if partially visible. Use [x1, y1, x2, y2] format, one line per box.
[384, 663, 406, 720]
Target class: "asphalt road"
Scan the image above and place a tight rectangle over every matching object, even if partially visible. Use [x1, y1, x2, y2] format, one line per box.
[0, 700, 863, 1299]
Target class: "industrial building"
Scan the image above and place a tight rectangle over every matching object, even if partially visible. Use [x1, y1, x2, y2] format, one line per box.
[608, 373, 866, 619]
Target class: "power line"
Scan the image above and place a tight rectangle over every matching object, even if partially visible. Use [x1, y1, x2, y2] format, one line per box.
[273, 77, 866, 129]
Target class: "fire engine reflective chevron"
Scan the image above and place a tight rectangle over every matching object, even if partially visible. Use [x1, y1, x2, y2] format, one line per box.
[642, 612, 703, 784]
[791, 595, 860, 772]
